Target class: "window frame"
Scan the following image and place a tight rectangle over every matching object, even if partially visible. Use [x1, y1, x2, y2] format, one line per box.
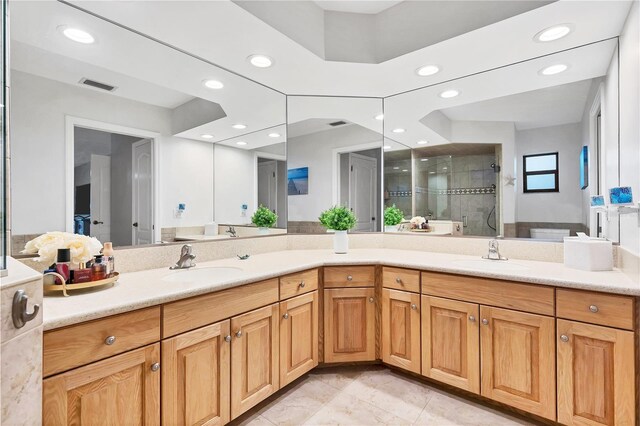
[523, 152, 559, 193]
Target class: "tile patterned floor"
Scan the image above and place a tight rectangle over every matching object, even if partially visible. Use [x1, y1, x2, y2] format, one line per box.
[230, 366, 537, 426]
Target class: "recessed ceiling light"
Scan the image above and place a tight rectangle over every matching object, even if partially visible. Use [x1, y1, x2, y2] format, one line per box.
[440, 89, 460, 99]
[375, 114, 384, 121]
[392, 128, 405, 133]
[402, 169, 409, 172]
[384, 145, 391, 150]
[417, 140, 428, 145]
[443, 167, 448, 170]
[248, 54, 274, 68]
[232, 124, 247, 130]
[236, 141, 247, 146]
[268, 132, 281, 138]
[420, 158, 428, 162]
[540, 64, 569, 76]
[535, 24, 572, 42]
[416, 65, 440, 77]
[201, 134, 214, 139]
[203, 79, 224, 89]
[393, 166, 400, 170]
[59, 26, 95, 44]
[429, 171, 436, 174]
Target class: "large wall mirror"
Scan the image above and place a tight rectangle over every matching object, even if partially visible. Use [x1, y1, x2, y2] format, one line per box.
[384, 38, 621, 242]
[287, 96, 383, 234]
[10, 1, 286, 253]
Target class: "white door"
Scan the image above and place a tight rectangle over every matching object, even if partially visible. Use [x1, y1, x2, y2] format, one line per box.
[349, 153, 377, 232]
[89, 154, 111, 242]
[132, 139, 153, 245]
[258, 160, 277, 213]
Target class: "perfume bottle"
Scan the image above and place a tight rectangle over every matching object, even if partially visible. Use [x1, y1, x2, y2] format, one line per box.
[73, 262, 92, 283]
[55, 249, 71, 284]
[102, 242, 115, 277]
[92, 255, 106, 281]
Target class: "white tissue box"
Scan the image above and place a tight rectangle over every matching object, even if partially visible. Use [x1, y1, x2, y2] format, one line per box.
[563, 237, 613, 271]
[204, 222, 218, 236]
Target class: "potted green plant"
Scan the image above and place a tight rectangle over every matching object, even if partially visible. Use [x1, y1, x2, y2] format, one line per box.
[384, 204, 404, 232]
[318, 205, 356, 253]
[251, 205, 278, 235]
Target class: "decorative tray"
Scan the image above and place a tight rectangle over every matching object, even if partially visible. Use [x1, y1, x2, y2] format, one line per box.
[410, 229, 432, 233]
[43, 272, 119, 297]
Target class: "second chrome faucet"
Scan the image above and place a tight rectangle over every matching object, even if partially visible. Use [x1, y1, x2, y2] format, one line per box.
[170, 244, 196, 270]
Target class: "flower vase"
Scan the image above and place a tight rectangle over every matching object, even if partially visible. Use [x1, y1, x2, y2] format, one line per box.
[258, 227, 270, 235]
[385, 225, 398, 232]
[333, 230, 349, 254]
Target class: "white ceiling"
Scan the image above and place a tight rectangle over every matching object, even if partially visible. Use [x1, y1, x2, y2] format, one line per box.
[313, 1, 403, 14]
[71, 0, 632, 97]
[440, 79, 596, 130]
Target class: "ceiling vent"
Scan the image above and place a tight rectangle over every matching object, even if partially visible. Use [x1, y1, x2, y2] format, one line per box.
[79, 78, 117, 92]
[328, 120, 347, 127]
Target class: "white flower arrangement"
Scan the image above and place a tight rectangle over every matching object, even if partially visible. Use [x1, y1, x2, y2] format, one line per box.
[22, 232, 103, 266]
[409, 216, 426, 227]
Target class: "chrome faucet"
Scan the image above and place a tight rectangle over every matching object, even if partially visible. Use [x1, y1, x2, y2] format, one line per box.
[170, 244, 196, 270]
[482, 239, 508, 261]
[226, 226, 237, 238]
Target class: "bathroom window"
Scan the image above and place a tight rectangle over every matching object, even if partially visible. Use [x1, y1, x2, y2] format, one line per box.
[523, 152, 559, 193]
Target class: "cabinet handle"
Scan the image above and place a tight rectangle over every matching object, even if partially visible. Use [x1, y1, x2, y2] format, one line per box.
[560, 334, 569, 343]
[481, 319, 489, 325]
[235, 330, 242, 338]
[150, 362, 160, 372]
[411, 304, 417, 310]
[347, 275, 353, 281]
[105, 336, 116, 345]
[224, 335, 232, 343]
[299, 281, 305, 288]
[283, 313, 289, 319]
[395, 277, 402, 284]
[368, 297, 374, 303]
[468, 315, 476, 322]
[589, 305, 599, 313]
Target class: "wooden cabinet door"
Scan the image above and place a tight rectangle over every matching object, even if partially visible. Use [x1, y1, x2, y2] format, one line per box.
[231, 304, 279, 419]
[162, 320, 231, 426]
[557, 319, 635, 426]
[381, 288, 421, 373]
[280, 291, 319, 386]
[43, 344, 160, 426]
[422, 296, 480, 393]
[324, 287, 376, 363]
[480, 306, 556, 420]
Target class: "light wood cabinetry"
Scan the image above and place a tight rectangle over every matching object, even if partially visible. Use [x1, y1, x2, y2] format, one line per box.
[230, 304, 280, 418]
[556, 289, 635, 330]
[381, 288, 421, 373]
[280, 269, 318, 300]
[324, 266, 375, 288]
[557, 319, 635, 426]
[382, 267, 420, 293]
[421, 296, 480, 394]
[280, 291, 319, 386]
[162, 320, 231, 426]
[324, 287, 376, 362]
[480, 306, 556, 420]
[43, 344, 160, 426]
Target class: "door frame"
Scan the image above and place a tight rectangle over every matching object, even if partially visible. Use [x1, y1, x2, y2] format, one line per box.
[65, 116, 161, 244]
[331, 142, 380, 207]
[131, 139, 154, 245]
[253, 152, 285, 218]
[348, 152, 378, 232]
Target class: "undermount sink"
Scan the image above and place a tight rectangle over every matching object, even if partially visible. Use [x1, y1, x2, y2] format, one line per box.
[162, 266, 244, 284]
[450, 259, 530, 272]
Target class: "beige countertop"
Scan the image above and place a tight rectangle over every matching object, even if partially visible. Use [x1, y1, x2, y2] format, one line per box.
[43, 248, 640, 331]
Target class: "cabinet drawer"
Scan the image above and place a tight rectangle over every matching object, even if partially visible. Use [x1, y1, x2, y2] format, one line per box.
[422, 272, 554, 316]
[43, 307, 161, 377]
[382, 267, 420, 293]
[324, 266, 375, 288]
[556, 289, 634, 330]
[163, 279, 278, 338]
[280, 269, 318, 300]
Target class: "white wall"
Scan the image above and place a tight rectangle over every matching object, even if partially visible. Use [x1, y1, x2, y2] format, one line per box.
[515, 123, 583, 223]
[288, 124, 382, 221]
[213, 144, 255, 225]
[10, 71, 214, 236]
[618, 0, 640, 255]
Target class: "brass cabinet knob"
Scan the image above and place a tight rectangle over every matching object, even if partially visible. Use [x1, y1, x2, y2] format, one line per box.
[105, 336, 116, 345]
[560, 335, 569, 343]
[283, 313, 289, 319]
[368, 297, 374, 303]
[589, 305, 599, 313]
[411, 304, 417, 310]
[150, 362, 160, 372]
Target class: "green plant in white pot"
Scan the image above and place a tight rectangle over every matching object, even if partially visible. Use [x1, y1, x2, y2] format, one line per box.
[252, 205, 278, 235]
[384, 204, 404, 232]
[318, 206, 356, 254]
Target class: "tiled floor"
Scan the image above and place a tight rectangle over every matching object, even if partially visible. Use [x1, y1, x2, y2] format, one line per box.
[230, 366, 536, 426]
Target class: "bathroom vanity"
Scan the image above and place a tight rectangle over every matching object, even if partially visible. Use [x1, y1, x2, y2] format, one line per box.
[40, 249, 640, 425]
